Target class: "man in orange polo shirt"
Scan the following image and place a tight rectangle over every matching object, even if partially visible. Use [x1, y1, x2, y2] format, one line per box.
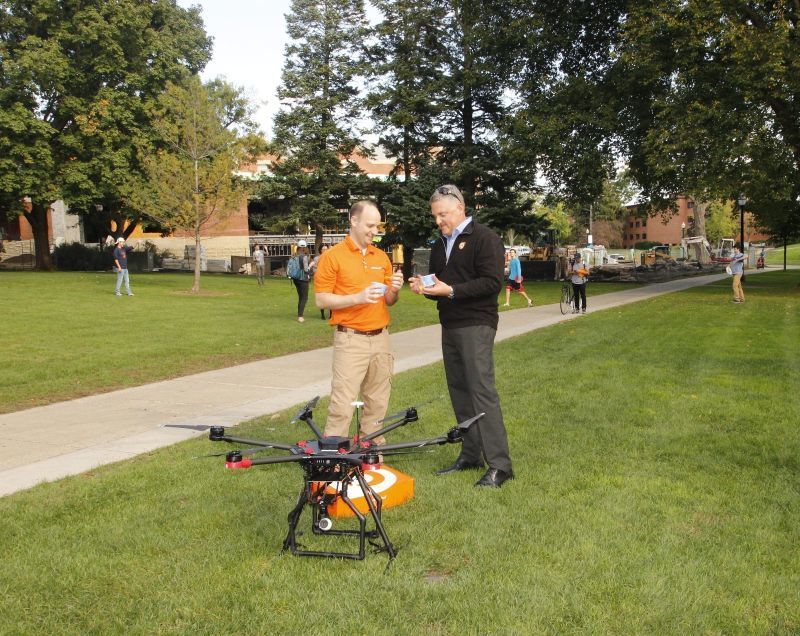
[314, 200, 404, 441]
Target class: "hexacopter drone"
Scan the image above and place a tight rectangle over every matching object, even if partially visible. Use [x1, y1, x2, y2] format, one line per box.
[177, 397, 483, 562]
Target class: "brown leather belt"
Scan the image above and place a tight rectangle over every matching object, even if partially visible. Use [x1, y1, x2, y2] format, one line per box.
[336, 325, 385, 336]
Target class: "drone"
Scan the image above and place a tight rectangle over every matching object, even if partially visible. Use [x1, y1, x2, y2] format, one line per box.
[174, 397, 483, 561]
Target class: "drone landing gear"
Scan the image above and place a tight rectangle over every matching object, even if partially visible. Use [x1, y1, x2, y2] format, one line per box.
[283, 465, 396, 561]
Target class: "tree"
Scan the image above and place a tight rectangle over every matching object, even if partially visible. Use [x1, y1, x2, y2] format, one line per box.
[0, 0, 211, 269]
[613, 1, 800, 240]
[260, 0, 370, 249]
[704, 201, 738, 244]
[134, 77, 256, 293]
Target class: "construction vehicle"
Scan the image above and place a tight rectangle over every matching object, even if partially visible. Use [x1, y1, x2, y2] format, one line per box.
[711, 238, 736, 263]
[680, 236, 713, 264]
[642, 244, 675, 266]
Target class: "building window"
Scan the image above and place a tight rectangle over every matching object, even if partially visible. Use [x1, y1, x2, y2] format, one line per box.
[642, 233, 647, 239]
[687, 201, 694, 209]
[629, 222, 634, 228]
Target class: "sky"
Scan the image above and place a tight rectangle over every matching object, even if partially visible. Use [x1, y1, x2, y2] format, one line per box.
[177, 0, 294, 137]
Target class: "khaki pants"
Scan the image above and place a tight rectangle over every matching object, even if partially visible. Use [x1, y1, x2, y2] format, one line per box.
[732, 273, 744, 301]
[324, 329, 393, 443]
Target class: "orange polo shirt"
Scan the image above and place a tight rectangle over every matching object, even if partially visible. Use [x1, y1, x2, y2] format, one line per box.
[314, 236, 394, 331]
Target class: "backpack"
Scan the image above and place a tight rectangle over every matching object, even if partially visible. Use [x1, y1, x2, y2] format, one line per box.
[286, 255, 305, 281]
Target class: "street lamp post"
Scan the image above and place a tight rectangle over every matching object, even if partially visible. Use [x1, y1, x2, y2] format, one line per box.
[681, 222, 686, 238]
[738, 194, 747, 254]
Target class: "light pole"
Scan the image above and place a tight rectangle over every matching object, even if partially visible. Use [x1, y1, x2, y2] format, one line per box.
[738, 194, 747, 253]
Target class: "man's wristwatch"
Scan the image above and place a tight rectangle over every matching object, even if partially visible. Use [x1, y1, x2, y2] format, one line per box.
[447, 286, 455, 300]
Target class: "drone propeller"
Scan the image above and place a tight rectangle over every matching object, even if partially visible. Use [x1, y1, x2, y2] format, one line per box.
[290, 396, 320, 424]
[455, 412, 484, 431]
[193, 445, 274, 459]
[376, 396, 442, 426]
[163, 423, 219, 432]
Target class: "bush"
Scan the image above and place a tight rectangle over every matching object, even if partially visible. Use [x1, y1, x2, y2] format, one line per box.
[634, 240, 661, 250]
[53, 242, 112, 271]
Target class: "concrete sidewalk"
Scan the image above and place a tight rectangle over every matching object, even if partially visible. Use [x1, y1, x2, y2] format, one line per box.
[0, 271, 739, 497]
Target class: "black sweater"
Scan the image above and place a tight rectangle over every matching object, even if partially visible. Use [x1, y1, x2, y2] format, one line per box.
[427, 220, 504, 329]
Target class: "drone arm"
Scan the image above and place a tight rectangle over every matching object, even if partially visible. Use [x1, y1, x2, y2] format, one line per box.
[216, 435, 296, 451]
[353, 416, 409, 447]
[378, 436, 451, 452]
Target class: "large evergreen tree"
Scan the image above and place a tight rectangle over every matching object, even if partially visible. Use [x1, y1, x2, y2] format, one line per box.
[260, 0, 369, 248]
[0, 0, 211, 269]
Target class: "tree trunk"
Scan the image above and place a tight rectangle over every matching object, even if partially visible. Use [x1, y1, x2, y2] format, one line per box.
[693, 199, 709, 239]
[23, 203, 53, 270]
[192, 159, 202, 293]
[192, 227, 202, 293]
[315, 222, 324, 253]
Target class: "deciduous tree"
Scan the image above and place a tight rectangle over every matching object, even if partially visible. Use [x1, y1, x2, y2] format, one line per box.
[0, 0, 210, 269]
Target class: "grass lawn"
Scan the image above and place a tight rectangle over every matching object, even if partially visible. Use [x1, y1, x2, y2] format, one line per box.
[0, 271, 634, 413]
[765, 242, 800, 267]
[1, 270, 798, 634]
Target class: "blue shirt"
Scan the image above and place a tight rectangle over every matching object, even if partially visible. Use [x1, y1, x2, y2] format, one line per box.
[730, 252, 745, 275]
[508, 257, 521, 281]
[444, 216, 473, 262]
[114, 246, 133, 269]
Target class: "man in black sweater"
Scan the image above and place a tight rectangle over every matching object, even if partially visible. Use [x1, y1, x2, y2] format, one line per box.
[409, 184, 514, 488]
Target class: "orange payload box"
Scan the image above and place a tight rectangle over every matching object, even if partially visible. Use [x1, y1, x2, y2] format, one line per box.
[323, 465, 414, 518]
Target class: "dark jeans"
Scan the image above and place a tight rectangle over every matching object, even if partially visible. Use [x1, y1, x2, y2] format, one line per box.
[572, 282, 586, 310]
[441, 324, 512, 473]
[292, 279, 309, 317]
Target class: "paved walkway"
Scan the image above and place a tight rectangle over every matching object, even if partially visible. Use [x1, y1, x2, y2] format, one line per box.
[0, 271, 747, 497]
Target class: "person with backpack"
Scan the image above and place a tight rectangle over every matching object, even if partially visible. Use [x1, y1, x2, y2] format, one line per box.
[287, 240, 311, 322]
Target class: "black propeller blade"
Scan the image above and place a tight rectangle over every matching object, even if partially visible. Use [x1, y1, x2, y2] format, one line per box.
[163, 423, 219, 431]
[290, 396, 320, 423]
[376, 396, 442, 425]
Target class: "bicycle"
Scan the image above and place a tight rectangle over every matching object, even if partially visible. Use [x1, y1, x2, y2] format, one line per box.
[559, 282, 574, 315]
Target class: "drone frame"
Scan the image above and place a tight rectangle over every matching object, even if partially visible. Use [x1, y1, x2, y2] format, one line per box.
[206, 396, 484, 561]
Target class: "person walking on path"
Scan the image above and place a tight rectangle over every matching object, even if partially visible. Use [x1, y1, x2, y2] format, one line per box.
[291, 240, 311, 322]
[314, 201, 404, 443]
[503, 249, 533, 308]
[731, 243, 746, 303]
[113, 237, 137, 296]
[571, 252, 588, 314]
[408, 184, 514, 488]
[252, 245, 266, 286]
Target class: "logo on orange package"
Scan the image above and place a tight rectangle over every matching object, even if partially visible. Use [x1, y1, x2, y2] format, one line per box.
[323, 465, 414, 518]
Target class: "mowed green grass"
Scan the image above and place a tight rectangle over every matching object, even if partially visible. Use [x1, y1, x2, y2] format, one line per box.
[0, 271, 634, 413]
[1, 271, 798, 634]
[765, 242, 800, 267]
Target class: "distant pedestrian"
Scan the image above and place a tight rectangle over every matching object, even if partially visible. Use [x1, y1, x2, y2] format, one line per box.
[730, 243, 746, 303]
[503, 249, 533, 307]
[252, 245, 265, 285]
[571, 252, 588, 313]
[113, 237, 137, 296]
[292, 240, 311, 322]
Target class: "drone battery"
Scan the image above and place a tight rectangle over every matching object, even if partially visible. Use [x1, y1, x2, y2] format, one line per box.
[322, 465, 414, 518]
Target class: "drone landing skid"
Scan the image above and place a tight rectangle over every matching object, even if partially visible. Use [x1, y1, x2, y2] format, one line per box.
[283, 462, 396, 561]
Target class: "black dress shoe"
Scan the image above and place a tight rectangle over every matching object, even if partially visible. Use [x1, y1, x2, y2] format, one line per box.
[474, 468, 514, 488]
[435, 457, 485, 475]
